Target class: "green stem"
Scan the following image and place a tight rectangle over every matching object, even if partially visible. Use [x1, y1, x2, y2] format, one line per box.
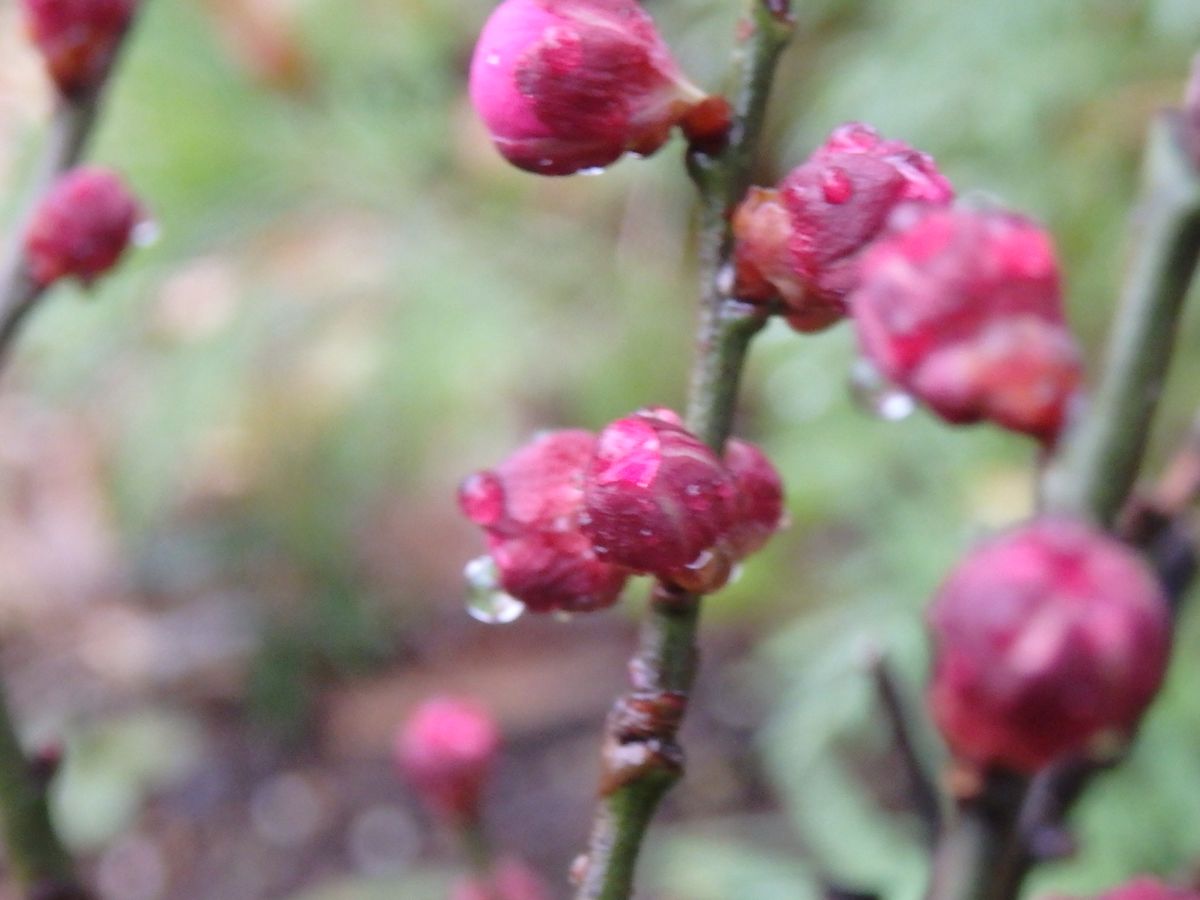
[574, 5, 794, 899]
[1042, 109, 1200, 526]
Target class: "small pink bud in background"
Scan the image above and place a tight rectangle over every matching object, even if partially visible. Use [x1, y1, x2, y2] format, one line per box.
[451, 857, 553, 900]
[469, 0, 722, 175]
[928, 519, 1170, 774]
[722, 438, 785, 559]
[582, 410, 735, 575]
[852, 207, 1082, 442]
[395, 697, 501, 826]
[23, 166, 142, 289]
[1047, 878, 1200, 900]
[21, 0, 136, 96]
[731, 123, 953, 330]
[459, 430, 629, 613]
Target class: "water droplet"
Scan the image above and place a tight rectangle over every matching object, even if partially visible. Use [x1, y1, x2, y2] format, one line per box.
[537, 157, 554, 168]
[716, 263, 736, 296]
[578, 511, 592, 526]
[131, 219, 161, 248]
[820, 166, 853, 204]
[638, 528, 653, 538]
[685, 484, 702, 497]
[577, 166, 606, 176]
[553, 610, 575, 623]
[728, 563, 744, 585]
[848, 358, 915, 422]
[464, 556, 525, 624]
[485, 53, 501, 67]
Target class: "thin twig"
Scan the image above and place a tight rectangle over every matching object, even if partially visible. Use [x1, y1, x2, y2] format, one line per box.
[573, 4, 794, 898]
[866, 649, 942, 844]
[0, 8, 143, 898]
[927, 67, 1200, 900]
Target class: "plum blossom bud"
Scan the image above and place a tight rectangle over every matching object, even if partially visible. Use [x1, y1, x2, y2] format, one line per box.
[459, 430, 629, 613]
[452, 857, 552, 900]
[722, 438, 785, 559]
[469, 0, 727, 175]
[395, 697, 501, 825]
[1049, 878, 1200, 900]
[582, 409, 735, 575]
[731, 122, 953, 331]
[928, 519, 1170, 774]
[21, 0, 136, 96]
[852, 207, 1082, 443]
[23, 166, 142, 289]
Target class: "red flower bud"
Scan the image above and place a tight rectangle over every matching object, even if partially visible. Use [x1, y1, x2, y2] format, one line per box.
[21, 0, 136, 96]
[395, 697, 501, 825]
[852, 206, 1082, 442]
[582, 409, 735, 575]
[731, 122, 953, 330]
[469, 0, 720, 175]
[928, 519, 1170, 774]
[452, 857, 552, 900]
[459, 430, 629, 613]
[722, 438, 785, 559]
[1049, 878, 1200, 900]
[23, 166, 142, 289]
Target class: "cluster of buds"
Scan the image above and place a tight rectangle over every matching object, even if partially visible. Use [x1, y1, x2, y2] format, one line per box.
[927, 519, 1170, 774]
[23, 166, 143, 289]
[21, 0, 136, 97]
[469, 0, 729, 175]
[459, 409, 785, 611]
[731, 123, 955, 331]
[852, 207, 1083, 443]
[395, 696, 502, 827]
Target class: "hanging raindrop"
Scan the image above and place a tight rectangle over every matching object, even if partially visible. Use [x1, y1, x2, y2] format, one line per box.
[463, 556, 525, 624]
[848, 357, 915, 422]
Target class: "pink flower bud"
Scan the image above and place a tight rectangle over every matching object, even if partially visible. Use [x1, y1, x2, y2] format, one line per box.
[928, 519, 1170, 774]
[469, 0, 720, 175]
[731, 123, 953, 330]
[1049, 878, 1200, 900]
[722, 438, 785, 559]
[852, 206, 1082, 442]
[395, 697, 501, 825]
[23, 166, 142, 289]
[582, 410, 735, 575]
[21, 0, 136, 96]
[451, 857, 553, 900]
[459, 430, 629, 613]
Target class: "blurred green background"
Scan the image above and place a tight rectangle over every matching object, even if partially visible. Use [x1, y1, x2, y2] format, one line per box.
[1, 0, 1200, 898]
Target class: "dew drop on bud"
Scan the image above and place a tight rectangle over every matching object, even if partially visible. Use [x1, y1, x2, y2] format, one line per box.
[728, 563, 744, 586]
[577, 166, 606, 176]
[848, 357, 915, 422]
[716, 263, 737, 296]
[553, 610, 575, 623]
[132, 219, 161, 248]
[463, 556, 525, 624]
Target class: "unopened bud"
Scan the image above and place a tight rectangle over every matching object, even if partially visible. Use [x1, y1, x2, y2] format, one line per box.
[23, 166, 142, 289]
[395, 697, 501, 826]
[469, 0, 722, 175]
[853, 206, 1082, 442]
[928, 519, 1170, 774]
[731, 122, 953, 330]
[21, 0, 136, 96]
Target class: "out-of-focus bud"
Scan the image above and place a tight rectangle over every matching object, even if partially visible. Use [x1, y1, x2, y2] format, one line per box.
[459, 430, 630, 613]
[395, 697, 501, 826]
[721, 438, 785, 559]
[21, 0, 136, 96]
[1047, 878, 1200, 900]
[731, 122, 953, 330]
[451, 857, 553, 900]
[582, 410, 736, 576]
[468, 0, 726, 175]
[23, 166, 142, 289]
[852, 206, 1082, 443]
[928, 519, 1170, 774]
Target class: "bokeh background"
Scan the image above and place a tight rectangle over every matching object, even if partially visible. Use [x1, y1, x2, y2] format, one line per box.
[1, 1, 1200, 898]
